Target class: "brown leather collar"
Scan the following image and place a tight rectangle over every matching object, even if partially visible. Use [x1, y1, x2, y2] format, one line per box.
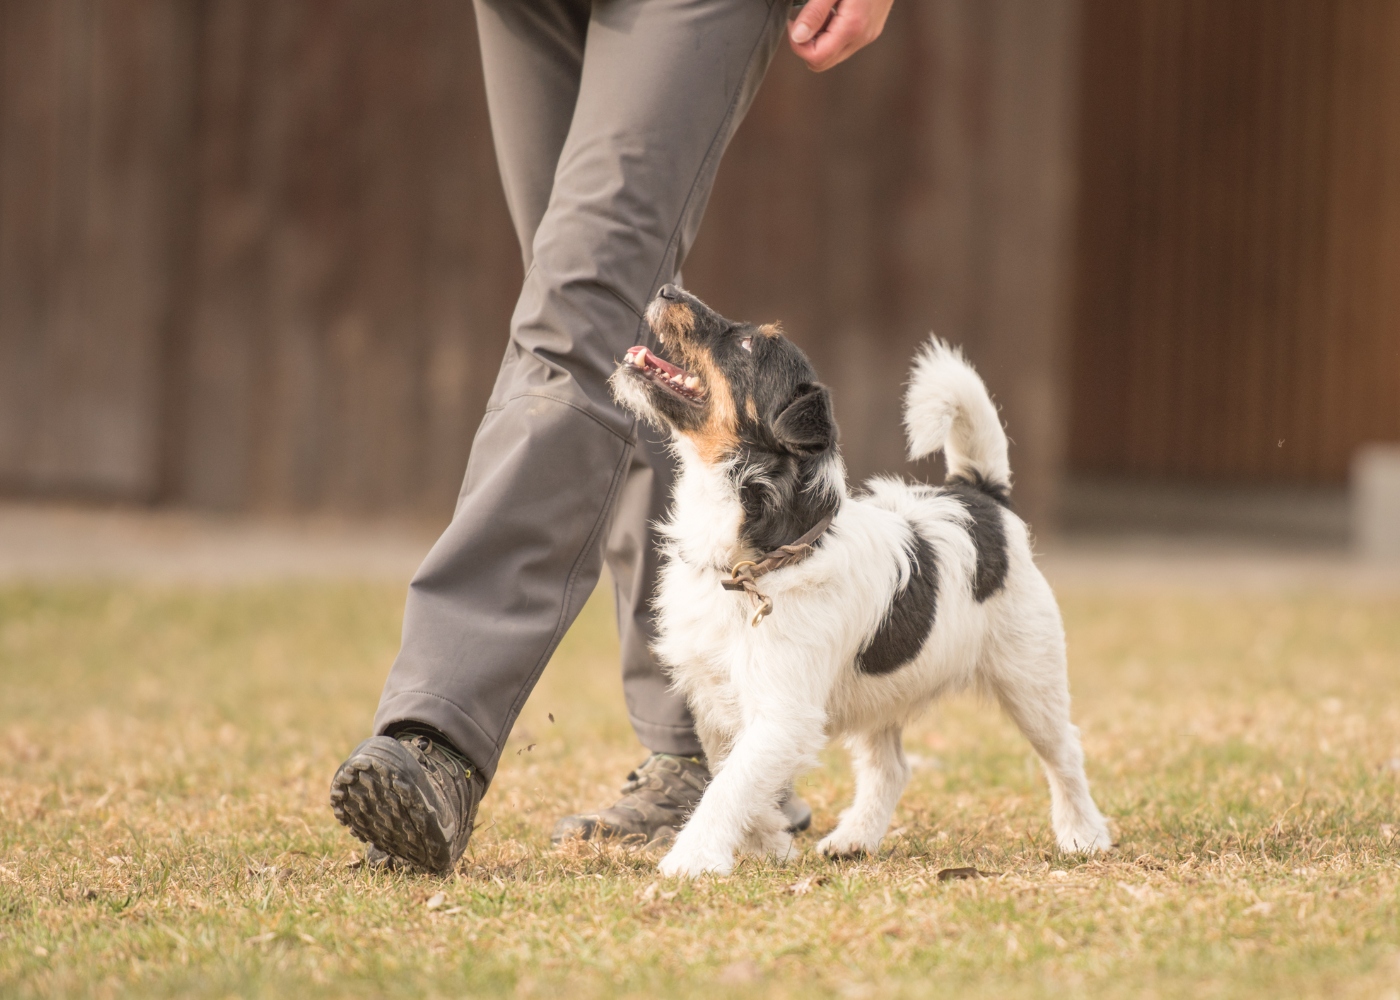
[720, 513, 835, 627]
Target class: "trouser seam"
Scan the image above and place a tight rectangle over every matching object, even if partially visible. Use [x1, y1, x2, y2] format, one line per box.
[493, 433, 636, 756]
[601, 282, 645, 322]
[503, 390, 634, 441]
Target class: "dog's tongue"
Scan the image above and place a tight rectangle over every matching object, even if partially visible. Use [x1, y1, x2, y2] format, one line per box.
[626, 345, 686, 379]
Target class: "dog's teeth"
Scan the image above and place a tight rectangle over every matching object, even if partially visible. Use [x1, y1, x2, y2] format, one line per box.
[684, 375, 700, 389]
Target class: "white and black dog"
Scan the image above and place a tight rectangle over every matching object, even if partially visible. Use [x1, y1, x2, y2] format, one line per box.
[610, 285, 1111, 878]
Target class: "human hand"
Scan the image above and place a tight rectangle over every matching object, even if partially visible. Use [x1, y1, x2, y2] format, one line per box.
[788, 0, 894, 73]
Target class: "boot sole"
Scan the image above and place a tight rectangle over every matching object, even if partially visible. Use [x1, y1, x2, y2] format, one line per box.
[329, 736, 453, 875]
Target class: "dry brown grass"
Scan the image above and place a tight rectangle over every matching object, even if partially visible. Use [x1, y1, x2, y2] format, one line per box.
[1, 581, 1398, 998]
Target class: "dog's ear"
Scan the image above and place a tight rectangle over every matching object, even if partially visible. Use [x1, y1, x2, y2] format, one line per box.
[773, 382, 836, 454]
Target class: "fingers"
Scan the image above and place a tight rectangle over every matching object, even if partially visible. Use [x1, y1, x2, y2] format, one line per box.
[790, 23, 858, 74]
[788, 0, 892, 73]
[788, 0, 838, 46]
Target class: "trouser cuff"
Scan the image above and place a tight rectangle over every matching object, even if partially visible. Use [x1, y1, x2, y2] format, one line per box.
[374, 691, 504, 784]
[628, 714, 704, 758]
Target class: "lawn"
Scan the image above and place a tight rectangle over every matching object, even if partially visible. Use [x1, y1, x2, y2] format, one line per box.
[1, 579, 1398, 998]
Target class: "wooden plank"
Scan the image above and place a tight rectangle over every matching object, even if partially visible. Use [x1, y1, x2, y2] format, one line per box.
[1065, 0, 1138, 476]
[0, 0, 195, 499]
[168, 0, 270, 510]
[0, 0, 66, 487]
[1318, 0, 1400, 479]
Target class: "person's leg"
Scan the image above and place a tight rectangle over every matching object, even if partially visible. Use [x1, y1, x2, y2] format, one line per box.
[371, 0, 792, 785]
[472, 0, 590, 271]
[330, 0, 594, 875]
[481, 0, 702, 763]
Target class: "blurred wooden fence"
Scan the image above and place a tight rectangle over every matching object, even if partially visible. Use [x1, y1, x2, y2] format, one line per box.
[0, 1, 521, 513]
[1070, 0, 1400, 485]
[0, 0, 1396, 526]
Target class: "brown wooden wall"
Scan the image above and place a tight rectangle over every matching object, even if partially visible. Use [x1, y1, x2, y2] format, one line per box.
[5, 1, 1399, 523]
[0, 0, 521, 512]
[1070, 0, 1400, 486]
[171, 1, 519, 512]
[0, 0, 197, 499]
[0, 0, 1080, 523]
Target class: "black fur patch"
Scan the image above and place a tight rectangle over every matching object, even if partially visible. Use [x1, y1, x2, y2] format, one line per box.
[943, 476, 1009, 602]
[735, 453, 838, 555]
[856, 529, 938, 676]
[948, 470, 1011, 508]
[723, 338, 840, 555]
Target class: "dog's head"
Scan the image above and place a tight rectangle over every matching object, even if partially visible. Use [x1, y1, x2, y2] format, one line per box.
[611, 286, 842, 554]
[611, 285, 837, 467]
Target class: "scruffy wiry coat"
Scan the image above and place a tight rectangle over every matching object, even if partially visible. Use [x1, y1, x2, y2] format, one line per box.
[610, 286, 1111, 877]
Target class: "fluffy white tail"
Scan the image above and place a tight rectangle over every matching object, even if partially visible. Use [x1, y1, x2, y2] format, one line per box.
[902, 338, 1011, 491]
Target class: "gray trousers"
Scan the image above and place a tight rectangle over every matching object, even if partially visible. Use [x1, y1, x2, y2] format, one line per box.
[373, 0, 790, 782]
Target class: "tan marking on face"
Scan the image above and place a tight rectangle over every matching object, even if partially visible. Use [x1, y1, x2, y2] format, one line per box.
[745, 397, 758, 421]
[758, 322, 783, 339]
[674, 341, 738, 465]
[656, 302, 695, 340]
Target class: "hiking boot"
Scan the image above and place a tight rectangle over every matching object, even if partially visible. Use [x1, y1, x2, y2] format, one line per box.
[330, 732, 484, 876]
[551, 753, 708, 848]
[550, 753, 813, 848]
[779, 786, 813, 834]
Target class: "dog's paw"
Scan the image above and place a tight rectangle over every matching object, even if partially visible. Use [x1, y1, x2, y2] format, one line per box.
[657, 843, 735, 878]
[742, 827, 795, 863]
[816, 828, 878, 860]
[1055, 819, 1113, 855]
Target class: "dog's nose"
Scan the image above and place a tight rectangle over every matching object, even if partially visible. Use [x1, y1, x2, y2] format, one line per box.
[657, 283, 682, 301]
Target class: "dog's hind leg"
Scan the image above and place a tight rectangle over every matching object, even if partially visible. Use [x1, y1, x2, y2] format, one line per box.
[817, 725, 910, 859]
[988, 645, 1112, 854]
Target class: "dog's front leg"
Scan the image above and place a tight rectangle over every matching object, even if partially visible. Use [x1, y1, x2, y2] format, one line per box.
[658, 706, 824, 877]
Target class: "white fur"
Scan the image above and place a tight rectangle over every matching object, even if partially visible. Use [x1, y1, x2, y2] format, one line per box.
[649, 337, 1111, 877]
[903, 338, 1011, 487]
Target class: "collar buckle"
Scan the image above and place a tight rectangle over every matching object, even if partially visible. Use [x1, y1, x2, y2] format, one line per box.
[721, 513, 834, 626]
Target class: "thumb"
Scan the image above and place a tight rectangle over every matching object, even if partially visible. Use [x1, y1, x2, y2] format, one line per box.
[789, 0, 837, 45]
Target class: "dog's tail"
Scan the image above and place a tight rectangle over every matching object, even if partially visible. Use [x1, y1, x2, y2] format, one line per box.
[902, 337, 1011, 494]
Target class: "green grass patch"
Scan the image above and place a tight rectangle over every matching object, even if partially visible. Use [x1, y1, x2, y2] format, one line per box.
[1, 582, 1398, 998]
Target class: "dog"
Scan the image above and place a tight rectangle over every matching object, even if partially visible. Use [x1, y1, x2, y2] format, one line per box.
[610, 285, 1112, 877]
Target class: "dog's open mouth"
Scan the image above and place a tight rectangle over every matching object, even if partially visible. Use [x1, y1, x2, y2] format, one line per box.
[625, 345, 705, 402]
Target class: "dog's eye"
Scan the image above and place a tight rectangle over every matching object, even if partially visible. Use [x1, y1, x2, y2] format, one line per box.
[740, 337, 753, 353]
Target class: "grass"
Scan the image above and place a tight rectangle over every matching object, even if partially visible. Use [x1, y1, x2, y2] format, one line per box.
[1, 578, 1398, 998]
